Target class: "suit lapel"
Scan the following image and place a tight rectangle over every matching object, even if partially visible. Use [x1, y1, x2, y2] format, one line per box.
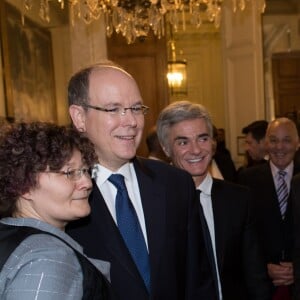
[210, 179, 227, 271]
[133, 158, 166, 283]
[264, 164, 284, 220]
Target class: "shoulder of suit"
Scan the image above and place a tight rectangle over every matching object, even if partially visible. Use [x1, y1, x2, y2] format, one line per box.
[134, 157, 195, 191]
[213, 178, 251, 194]
[239, 163, 269, 178]
[135, 156, 190, 176]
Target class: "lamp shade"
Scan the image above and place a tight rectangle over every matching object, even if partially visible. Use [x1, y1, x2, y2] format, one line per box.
[167, 60, 187, 95]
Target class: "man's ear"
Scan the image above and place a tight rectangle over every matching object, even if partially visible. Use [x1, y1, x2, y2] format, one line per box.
[69, 105, 87, 132]
[162, 145, 170, 157]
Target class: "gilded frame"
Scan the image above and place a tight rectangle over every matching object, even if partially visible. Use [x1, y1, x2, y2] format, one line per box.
[0, 1, 57, 122]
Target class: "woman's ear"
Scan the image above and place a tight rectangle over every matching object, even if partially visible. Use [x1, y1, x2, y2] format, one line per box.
[69, 105, 87, 132]
[21, 190, 34, 201]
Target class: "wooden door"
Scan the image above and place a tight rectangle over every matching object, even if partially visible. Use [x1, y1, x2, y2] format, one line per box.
[107, 33, 169, 157]
[272, 51, 300, 119]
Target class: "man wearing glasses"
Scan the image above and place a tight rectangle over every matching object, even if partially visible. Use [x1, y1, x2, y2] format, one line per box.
[67, 61, 216, 300]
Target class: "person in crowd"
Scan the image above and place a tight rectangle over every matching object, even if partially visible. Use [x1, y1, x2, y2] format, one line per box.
[66, 62, 216, 300]
[157, 100, 271, 300]
[238, 117, 300, 299]
[242, 120, 269, 167]
[210, 126, 237, 182]
[215, 128, 233, 162]
[0, 122, 114, 299]
[145, 126, 170, 162]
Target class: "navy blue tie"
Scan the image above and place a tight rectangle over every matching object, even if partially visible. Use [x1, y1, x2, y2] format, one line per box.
[108, 174, 150, 292]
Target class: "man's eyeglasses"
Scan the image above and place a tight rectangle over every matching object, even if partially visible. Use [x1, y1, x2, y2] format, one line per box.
[82, 104, 149, 116]
[45, 167, 91, 181]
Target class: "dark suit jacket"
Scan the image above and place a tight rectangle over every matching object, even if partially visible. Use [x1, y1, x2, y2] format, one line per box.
[291, 173, 300, 298]
[209, 179, 271, 300]
[238, 163, 299, 289]
[67, 157, 216, 300]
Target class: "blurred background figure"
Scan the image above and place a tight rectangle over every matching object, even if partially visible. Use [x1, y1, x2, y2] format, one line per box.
[237, 120, 269, 177]
[146, 126, 170, 163]
[216, 128, 226, 151]
[210, 126, 237, 182]
[242, 120, 269, 167]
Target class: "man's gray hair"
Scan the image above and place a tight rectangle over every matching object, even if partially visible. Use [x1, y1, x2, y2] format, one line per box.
[157, 101, 213, 154]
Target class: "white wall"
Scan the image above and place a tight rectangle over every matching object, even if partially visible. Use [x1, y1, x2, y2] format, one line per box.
[222, 1, 265, 168]
[172, 27, 225, 129]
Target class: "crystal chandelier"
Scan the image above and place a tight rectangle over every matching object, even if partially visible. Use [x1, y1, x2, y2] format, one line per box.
[22, 0, 266, 44]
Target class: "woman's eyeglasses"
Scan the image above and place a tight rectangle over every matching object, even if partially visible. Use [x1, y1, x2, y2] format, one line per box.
[44, 167, 91, 181]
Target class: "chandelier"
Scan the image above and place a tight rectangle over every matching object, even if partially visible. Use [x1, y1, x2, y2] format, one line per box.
[22, 0, 266, 44]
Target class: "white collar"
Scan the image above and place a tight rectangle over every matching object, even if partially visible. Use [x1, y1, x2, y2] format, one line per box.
[269, 160, 294, 178]
[93, 162, 133, 185]
[197, 173, 213, 196]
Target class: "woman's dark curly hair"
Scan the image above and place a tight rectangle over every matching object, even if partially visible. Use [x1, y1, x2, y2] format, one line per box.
[0, 122, 97, 218]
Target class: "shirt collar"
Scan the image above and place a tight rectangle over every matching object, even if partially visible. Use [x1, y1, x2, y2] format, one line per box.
[93, 162, 133, 185]
[269, 160, 294, 179]
[197, 173, 213, 196]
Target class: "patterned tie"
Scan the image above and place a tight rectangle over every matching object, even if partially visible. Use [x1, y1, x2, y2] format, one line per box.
[108, 174, 150, 292]
[276, 170, 289, 218]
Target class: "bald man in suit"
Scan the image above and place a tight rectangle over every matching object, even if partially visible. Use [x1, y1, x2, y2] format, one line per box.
[66, 62, 216, 300]
[239, 118, 300, 299]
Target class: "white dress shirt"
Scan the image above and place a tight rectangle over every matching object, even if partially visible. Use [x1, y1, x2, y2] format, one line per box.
[270, 160, 294, 192]
[93, 162, 149, 249]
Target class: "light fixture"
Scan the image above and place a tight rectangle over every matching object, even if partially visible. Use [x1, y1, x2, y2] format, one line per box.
[22, 0, 266, 44]
[167, 39, 187, 95]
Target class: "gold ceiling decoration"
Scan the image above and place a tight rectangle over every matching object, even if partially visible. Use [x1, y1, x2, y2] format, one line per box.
[22, 0, 266, 44]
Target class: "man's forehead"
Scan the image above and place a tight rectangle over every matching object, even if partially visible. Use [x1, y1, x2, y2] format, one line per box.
[173, 132, 209, 140]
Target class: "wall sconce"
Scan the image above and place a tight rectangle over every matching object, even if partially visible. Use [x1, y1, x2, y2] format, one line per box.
[167, 39, 187, 95]
[167, 60, 187, 95]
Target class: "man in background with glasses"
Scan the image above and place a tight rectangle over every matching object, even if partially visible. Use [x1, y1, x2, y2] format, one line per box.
[66, 61, 216, 300]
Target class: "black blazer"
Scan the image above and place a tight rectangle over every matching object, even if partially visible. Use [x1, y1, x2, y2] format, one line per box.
[238, 163, 297, 266]
[67, 157, 216, 300]
[209, 179, 271, 300]
[291, 173, 300, 298]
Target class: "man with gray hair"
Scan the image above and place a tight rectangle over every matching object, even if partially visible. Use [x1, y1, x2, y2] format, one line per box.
[157, 100, 271, 300]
